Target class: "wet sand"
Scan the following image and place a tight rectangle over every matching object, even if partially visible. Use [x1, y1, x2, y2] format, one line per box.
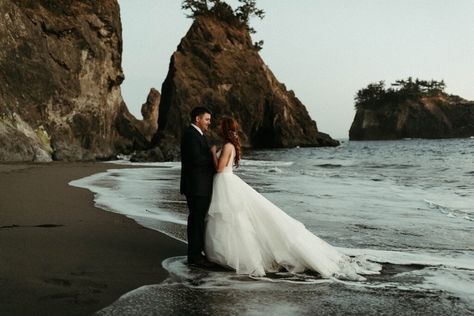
[0, 162, 186, 315]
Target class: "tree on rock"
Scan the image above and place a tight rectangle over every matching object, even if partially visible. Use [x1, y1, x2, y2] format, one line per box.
[181, 0, 214, 17]
[181, 0, 265, 41]
[235, 0, 265, 29]
[355, 78, 448, 109]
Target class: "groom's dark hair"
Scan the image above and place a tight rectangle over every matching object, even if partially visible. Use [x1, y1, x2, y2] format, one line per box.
[190, 106, 211, 123]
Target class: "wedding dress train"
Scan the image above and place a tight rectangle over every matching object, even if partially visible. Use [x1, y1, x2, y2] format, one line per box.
[204, 148, 381, 280]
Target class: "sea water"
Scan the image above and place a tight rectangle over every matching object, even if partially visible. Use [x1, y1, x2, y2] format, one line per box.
[70, 139, 474, 315]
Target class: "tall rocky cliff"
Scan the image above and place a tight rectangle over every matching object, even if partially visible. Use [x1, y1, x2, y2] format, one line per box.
[0, 0, 147, 161]
[154, 14, 338, 159]
[349, 95, 474, 140]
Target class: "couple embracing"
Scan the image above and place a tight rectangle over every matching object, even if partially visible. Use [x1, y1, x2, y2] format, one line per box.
[180, 107, 381, 280]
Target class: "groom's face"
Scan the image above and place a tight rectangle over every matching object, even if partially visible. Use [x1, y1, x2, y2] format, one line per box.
[196, 113, 211, 133]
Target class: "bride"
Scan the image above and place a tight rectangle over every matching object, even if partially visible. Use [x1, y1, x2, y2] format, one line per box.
[205, 117, 381, 281]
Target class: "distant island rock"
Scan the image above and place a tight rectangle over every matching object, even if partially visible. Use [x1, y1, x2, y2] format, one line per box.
[349, 78, 474, 140]
[0, 0, 149, 161]
[153, 4, 339, 160]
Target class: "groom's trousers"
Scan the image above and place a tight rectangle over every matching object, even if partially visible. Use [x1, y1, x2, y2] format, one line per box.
[185, 195, 212, 261]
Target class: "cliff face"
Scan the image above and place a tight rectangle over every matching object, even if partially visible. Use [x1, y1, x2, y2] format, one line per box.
[0, 0, 147, 161]
[349, 95, 474, 140]
[155, 15, 338, 158]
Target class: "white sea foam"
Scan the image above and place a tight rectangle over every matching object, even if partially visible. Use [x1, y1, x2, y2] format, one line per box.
[69, 166, 188, 242]
[159, 251, 474, 309]
[417, 269, 474, 304]
[105, 159, 181, 168]
[98, 248, 474, 315]
[424, 199, 474, 221]
[338, 247, 474, 271]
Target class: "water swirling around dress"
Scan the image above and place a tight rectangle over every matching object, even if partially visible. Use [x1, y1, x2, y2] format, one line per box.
[204, 146, 381, 281]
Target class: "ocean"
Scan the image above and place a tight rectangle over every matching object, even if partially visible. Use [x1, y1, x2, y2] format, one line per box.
[70, 138, 474, 315]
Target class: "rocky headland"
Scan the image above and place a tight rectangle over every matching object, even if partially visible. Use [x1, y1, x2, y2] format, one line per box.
[349, 79, 474, 140]
[0, 0, 149, 161]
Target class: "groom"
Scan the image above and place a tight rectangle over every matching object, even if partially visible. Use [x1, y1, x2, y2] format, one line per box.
[180, 106, 216, 267]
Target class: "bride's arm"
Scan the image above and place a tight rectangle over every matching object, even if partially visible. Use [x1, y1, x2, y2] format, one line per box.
[216, 144, 233, 173]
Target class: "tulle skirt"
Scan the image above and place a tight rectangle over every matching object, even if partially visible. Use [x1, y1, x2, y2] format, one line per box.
[204, 172, 381, 280]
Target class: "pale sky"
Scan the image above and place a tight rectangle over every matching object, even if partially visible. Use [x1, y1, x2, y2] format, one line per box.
[118, 0, 474, 139]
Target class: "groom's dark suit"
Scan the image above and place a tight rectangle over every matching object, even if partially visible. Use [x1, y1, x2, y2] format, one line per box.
[180, 125, 215, 262]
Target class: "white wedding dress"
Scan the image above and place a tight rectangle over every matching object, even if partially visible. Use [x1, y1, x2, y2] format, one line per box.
[204, 147, 381, 281]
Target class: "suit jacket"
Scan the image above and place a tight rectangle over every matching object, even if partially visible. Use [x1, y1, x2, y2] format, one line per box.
[180, 125, 215, 197]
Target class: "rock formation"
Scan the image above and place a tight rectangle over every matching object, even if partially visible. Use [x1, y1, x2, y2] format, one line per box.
[139, 88, 160, 142]
[0, 0, 148, 161]
[154, 11, 339, 160]
[349, 81, 474, 140]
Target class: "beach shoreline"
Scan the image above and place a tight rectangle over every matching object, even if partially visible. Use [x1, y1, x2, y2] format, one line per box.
[0, 162, 186, 315]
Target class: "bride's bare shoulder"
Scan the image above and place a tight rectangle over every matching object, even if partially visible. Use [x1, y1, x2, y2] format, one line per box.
[223, 142, 235, 149]
[222, 143, 235, 153]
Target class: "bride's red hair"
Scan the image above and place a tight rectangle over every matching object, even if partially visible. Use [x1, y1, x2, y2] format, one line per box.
[219, 117, 241, 167]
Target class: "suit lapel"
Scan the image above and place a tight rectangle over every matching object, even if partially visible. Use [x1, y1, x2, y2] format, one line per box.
[189, 125, 207, 148]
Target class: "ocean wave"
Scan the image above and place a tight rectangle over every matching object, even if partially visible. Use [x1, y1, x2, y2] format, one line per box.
[157, 249, 474, 310]
[240, 159, 294, 167]
[267, 167, 283, 173]
[98, 266, 474, 315]
[314, 163, 344, 168]
[69, 168, 188, 242]
[364, 163, 418, 169]
[160, 247, 474, 286]
[162, 256, 332, 287]
[106, 159, 181, 168]
[97, 246, 474, 315]
[424, 200, 474, 221]
[338, 247, 474, 271]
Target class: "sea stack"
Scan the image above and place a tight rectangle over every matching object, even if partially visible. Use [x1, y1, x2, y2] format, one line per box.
[349, 79, 474, 140]
[154, 5, 339, 159]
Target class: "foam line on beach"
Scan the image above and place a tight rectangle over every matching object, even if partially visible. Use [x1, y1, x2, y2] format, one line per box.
[69, 168, 188, 243]
[338, 247, 474, 271]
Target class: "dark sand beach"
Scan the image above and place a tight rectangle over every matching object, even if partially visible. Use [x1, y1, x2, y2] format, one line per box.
[0, 162, 186, 315]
